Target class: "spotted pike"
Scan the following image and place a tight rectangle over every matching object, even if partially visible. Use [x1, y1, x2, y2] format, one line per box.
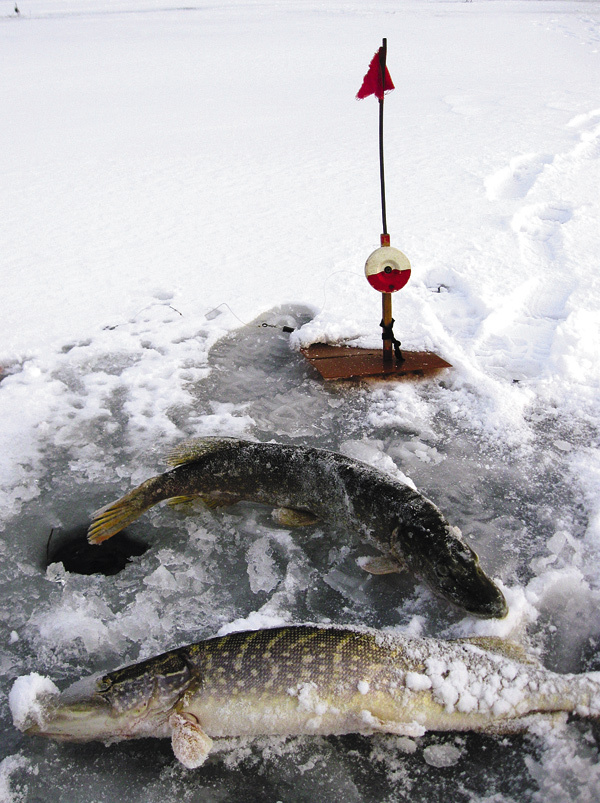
[14, 624, 600, 769]
[87, 437, 507, 618]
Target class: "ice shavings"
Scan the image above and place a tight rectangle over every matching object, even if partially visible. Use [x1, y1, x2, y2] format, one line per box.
[219, 530, 314, 636]
[525, 568, 600, 674]
[448, 582, 537, 641]
[246, 536, 282, 595]
[0, 755, 32, 803]
[34, 589, 120, 656]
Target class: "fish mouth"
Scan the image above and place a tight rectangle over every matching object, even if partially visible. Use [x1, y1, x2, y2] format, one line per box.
[24, 695, 117, 742]
[467, 593, 508, 620]
[457, 576, 508, 619]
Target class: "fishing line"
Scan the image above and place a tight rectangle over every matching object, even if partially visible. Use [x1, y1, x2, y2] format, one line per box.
[104, 269, 365, 335]
[203, 269, 363, 334]
[316, 269, 365, 317]
[103, 302, 183, 331]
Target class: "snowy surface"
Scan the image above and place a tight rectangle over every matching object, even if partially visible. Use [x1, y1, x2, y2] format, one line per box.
[1, 0, 600, 800]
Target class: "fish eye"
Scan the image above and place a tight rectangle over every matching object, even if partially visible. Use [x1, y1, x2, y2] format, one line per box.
[435, 564, 449, 578]
[96, 676, 113, 693]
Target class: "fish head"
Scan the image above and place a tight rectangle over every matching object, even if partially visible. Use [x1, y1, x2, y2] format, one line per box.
[392, 524, 508, 619]
[23, 650, 192, 743]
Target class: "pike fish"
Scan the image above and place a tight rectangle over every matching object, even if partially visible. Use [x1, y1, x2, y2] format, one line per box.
[87, 437, 507, 618]
[14, 624, 600, 769]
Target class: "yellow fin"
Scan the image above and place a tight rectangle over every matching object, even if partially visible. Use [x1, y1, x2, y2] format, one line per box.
[272, 507, 319, 527]
[88, 477, 158, 544]
[169, 712, 213, 769]
[167, 495, 201, 509]
[166, 437, 245, 468]
[460, 637, 540, 666]
[168, 493, 241, 511]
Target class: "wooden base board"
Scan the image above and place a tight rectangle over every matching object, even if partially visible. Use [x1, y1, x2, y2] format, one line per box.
[300, 344, 451, 381]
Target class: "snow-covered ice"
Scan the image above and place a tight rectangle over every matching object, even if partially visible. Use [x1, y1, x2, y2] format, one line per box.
[1, 0, 600, 800]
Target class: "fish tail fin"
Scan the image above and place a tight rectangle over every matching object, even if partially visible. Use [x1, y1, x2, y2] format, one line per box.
[87, 477, 162, 544]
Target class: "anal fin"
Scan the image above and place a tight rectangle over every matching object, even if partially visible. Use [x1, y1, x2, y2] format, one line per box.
[167, 493, 241, 511]
[167, 496, 202, 509]
[170, 711, 213, 769]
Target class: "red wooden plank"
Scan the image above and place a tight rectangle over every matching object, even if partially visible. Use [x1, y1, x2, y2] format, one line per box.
[300, 345, 451, 381]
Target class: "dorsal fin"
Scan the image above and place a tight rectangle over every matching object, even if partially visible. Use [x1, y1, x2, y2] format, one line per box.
[459, 636, 540, 666]
[166, 437, 245, 468]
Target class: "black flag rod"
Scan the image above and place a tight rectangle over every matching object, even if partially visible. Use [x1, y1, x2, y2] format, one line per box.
[378, 39, 393, 364]
[378, 38, 388, 236]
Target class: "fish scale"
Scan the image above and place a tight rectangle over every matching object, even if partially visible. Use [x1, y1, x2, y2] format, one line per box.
[183, 628, 392, 696]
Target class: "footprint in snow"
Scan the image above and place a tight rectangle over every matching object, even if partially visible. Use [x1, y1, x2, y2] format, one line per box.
[484, 153, 554, 201]
[567, 108, 600, 130]
[473, 269, 576, 380]
[511, 202, 573, 267]
[562, 109, 600, 161]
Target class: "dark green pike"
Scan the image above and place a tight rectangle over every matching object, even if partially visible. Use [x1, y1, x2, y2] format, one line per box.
[88, 437, 507, 618]
[16, 625, 600, 769]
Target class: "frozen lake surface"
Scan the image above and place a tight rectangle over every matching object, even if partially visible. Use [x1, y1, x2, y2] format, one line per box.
[1, 1, 600, 801]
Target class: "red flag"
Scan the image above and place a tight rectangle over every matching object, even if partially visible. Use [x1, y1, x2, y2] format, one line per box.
[356, 47, 395, 100]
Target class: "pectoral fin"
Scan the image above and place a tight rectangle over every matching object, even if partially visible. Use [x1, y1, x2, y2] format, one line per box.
[272, 507, 319, 527]
[169, 711, 213, 769]
[358, 555, 405, 575]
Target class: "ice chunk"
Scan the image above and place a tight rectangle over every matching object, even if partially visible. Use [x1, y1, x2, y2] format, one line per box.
[246, 536, 282, 594]
[423, 744, 462, 768]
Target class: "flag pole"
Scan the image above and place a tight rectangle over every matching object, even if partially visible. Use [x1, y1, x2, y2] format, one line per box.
[378, 38, 388, 239]
[378, 39, 393, 364]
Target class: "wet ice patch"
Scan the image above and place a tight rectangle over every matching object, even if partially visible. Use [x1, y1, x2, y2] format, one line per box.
[526, 722, 600, 803]
[0, 755, 32, 803]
